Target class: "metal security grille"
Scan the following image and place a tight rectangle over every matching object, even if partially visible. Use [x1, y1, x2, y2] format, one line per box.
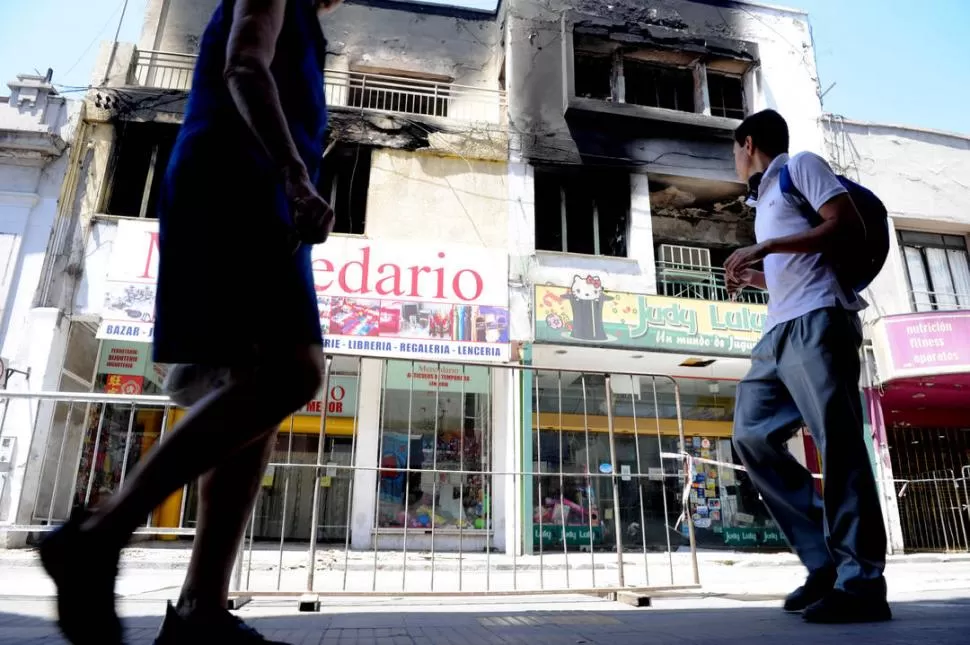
[888, 425, 970, 553]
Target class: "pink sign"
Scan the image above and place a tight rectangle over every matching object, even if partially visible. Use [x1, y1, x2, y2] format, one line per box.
[884, 312, 970, 373]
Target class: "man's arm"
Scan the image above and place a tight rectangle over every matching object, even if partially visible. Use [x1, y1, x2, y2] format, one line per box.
[224, 0, 308, 185]
[762, 152, 863, 256]
[761, 193, 861, 256]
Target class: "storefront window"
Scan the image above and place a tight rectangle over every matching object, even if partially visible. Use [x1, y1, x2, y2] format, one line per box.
[530, 372, 777, 552]
[377, 361, 491, 532]
[32, 322, 99, 523]
[75, 340, 168, 510]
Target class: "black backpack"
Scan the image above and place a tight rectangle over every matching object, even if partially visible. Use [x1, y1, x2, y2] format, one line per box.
[779, 164, 890, 293]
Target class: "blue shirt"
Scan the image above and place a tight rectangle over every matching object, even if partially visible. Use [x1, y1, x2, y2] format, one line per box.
[753, 152, 865, 332]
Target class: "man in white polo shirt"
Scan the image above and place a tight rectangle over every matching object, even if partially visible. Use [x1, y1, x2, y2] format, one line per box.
[724, 109, 890, 624]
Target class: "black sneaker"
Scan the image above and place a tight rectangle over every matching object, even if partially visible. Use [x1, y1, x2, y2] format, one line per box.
[39, 508, 123, 645]
[783, 567, 837, 613]
[802, 589, 892, 624]
[154, 603, 292, 644]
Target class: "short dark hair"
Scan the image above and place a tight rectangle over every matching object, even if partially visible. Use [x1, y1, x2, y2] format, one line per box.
[734, 109, 789, 158]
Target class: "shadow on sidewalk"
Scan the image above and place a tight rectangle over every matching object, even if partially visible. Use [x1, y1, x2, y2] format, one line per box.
[1, 596, 969, 644]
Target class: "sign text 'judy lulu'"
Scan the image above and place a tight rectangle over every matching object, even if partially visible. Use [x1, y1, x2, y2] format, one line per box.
[533, 282, 766, 358]
[96, 220, 511, 362]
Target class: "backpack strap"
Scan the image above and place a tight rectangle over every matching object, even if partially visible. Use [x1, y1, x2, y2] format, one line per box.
[778, 164, 864, 299]
[778, 164, 823, 226]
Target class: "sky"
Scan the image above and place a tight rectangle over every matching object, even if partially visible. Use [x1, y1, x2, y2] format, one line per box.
[0, 0, 966, 135]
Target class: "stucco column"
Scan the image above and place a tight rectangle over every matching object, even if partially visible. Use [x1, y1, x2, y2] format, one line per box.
[0, 308, 70, 548]
[349, 358, 384, 550]
[864, 388, 905, 554]
[489, 367, 518, 554]
[627, 173, 657, 295]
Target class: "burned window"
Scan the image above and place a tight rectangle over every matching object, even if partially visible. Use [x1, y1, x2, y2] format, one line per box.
[574, 52, 613, 101]
[347, 73, 449, 118]
[316, 142, 371, 236]
[104, 122, 180, 218]
[534, 167, 629, 258]
[707, 72, 745, 119]
[623, 60, 694, 112]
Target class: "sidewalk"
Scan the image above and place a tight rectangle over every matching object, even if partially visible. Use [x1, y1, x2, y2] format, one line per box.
[3, 544, 970, 599]
[1, 592, 969, 644]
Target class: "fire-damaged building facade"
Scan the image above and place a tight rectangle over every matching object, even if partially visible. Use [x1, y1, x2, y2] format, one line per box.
[505, 0, 838, 554]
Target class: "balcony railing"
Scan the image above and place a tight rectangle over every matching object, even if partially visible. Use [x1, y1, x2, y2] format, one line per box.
[129, 49, 196, 91]
[324, 69, 505, 124]
[910, 289, 970, 313]
[128, 50, 506, 125]
[656, 261, 769, 305]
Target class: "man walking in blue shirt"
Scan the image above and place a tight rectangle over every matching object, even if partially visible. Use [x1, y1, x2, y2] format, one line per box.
[724, 109, 891, 624]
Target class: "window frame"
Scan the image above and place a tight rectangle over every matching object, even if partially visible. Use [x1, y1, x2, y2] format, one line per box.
[571, 38, 751, 120]
[898, 230, 970, 312]
[102, 122, 181, 219]
[706, 71, 746, 120]
[533, 166, 631, 259]
[317, 141, 372, 236]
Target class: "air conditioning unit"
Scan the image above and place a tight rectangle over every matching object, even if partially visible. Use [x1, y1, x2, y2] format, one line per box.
[657, 245, 714, 289]
[659, 244, 712, 270]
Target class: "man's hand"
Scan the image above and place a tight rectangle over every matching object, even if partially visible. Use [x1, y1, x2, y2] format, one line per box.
[725, 268, 765, 300]
[285, 168, 334, 245]
[724, 242, 769, 277]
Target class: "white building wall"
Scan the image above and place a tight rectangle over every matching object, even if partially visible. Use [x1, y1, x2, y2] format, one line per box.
[823, 117, 970, 321]
[0, 75, 79, 543]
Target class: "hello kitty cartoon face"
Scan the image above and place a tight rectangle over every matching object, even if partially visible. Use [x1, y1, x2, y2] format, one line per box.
[570, 275, 604, 302]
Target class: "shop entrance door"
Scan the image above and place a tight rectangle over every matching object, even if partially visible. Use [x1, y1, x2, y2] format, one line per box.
[255, 435, 353, 543]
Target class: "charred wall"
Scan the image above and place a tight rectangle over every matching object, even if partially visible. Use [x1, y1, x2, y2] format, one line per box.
[507, 0, 823, 172]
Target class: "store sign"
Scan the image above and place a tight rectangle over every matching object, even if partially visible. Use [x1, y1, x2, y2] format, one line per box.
[97, 341, 149, 376]
[533, 524, 604, 547]
[95, 220, 511, 362]
[97, 341, 166, 390]
[722, 526, 787, 547]
[384, 361, 490, 394]
[534, 279, 766, 357]
[874, 311, 970, 382]
[299, 376, 358, 417]
[105, 374, 144, 395]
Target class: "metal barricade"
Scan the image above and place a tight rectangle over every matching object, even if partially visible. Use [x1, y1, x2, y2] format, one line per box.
[0, 358, 705, 604]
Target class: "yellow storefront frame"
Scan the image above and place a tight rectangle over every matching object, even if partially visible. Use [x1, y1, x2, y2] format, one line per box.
[532, 413, 733, 437]
[152, 410, 358, 533]
[163, 408, 357, 435]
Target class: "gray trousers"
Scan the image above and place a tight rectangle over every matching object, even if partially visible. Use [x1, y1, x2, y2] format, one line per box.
[733, 306, 887, 597]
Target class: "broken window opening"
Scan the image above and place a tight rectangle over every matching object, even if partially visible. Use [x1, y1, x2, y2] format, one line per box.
[104, 121, 180, 219]
[623, 60, 695, 112]
[348, 73, 450, 118]
[574, 52, 614, 101]
[317, 142, 372, 236]
[707, 72, 745, 119]
[534, 167, 630, 258]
